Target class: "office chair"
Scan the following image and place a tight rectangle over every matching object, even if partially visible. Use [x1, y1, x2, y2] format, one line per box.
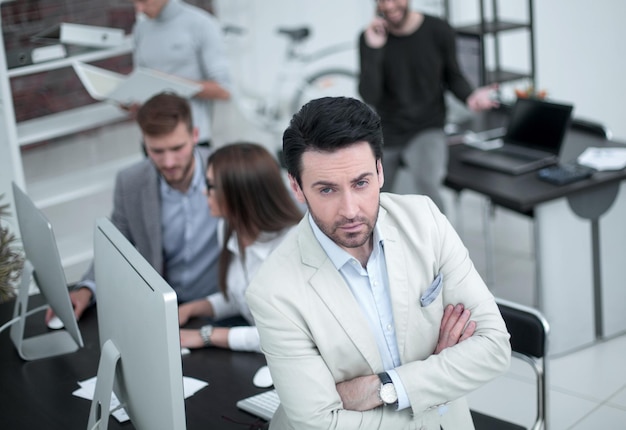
[471, 298, 550, 430]
[570, 118, 613, 140]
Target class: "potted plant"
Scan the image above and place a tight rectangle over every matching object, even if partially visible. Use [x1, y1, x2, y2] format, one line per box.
[0, 194, 24, 303]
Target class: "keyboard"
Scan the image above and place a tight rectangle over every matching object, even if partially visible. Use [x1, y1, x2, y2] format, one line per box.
[236, 389, 280, 421]
[537, 163, 595, 185]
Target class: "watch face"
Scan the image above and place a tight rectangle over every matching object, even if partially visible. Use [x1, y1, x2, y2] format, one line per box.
[380, 383, 398, 404]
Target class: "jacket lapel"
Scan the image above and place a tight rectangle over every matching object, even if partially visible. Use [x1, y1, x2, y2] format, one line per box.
[140, 162, 163, 272]
[297, 216, 384, 372]
[378, 214, 411, 361]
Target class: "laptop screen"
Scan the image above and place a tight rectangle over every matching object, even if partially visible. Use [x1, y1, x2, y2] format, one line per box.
[505, 98, 574, 154]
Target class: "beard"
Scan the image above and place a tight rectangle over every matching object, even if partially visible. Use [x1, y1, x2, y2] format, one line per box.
[306, 196, 379, 250]
[384, 4, 410, 30]
[158, 153, 195, 188]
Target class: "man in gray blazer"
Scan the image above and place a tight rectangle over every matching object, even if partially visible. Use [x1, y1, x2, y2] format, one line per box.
[246, 97, 511, 429]
[49, 93, 220, 322]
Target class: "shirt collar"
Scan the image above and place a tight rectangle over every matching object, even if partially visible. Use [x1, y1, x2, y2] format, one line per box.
[156, 0, 181, 22]
[308, 212, 385, 271]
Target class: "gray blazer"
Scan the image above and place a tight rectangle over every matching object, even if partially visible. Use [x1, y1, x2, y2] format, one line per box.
[79, 146, 211, 294]
[246, 193, 511, 430]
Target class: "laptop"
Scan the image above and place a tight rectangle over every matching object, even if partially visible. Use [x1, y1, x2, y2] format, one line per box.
[460, 98, 574, 175]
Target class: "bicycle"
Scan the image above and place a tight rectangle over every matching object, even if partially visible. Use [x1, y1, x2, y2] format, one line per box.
[223, 24, 360, 139]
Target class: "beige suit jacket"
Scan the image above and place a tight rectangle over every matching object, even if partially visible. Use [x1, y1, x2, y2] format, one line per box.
[246, 194, 511, 430]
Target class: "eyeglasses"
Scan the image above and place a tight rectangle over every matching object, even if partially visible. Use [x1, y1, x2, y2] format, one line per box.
[205, 178, 215, 193]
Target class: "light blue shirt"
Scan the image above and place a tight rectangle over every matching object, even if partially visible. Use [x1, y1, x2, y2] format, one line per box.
[133, 0, 231, 142]
[308, 214, 410, 410]
[160, 150, 219, 302]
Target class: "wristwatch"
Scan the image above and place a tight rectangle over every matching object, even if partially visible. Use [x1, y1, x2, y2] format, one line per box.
[200, 325, 214, 347]
[378, 372, 398, 407]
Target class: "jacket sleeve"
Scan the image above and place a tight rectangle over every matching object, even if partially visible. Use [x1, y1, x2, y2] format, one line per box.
[391, 197, 511, 414]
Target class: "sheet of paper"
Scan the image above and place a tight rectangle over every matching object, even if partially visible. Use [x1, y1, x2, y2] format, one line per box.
[577, 147, 626, 171]
[73, 376, 209, 423]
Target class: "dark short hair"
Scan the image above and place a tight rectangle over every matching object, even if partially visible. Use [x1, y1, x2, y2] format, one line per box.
[282, 97, 384, 185]
[136, 92, 193, 137]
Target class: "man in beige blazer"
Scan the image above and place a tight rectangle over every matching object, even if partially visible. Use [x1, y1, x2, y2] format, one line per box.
[246, 96, 511, 429]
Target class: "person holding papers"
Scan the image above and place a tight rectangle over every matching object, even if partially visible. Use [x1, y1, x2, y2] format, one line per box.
[131, 0, 232, 146]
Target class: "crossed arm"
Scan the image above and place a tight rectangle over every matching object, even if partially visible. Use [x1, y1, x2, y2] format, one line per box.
[336, 303, 475, 411]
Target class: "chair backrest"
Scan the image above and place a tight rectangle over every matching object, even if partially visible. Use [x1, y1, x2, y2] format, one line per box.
[496, 298, 550, 430]
[570, 118, 613, 140]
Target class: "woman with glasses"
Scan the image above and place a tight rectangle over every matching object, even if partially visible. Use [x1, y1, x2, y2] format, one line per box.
[178, 142, 302, 352]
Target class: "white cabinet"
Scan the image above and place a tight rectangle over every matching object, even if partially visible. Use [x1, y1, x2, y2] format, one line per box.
[1, 24, 142, 283]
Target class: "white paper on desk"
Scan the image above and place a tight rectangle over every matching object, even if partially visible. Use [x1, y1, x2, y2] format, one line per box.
[577, 147, 626, 171]
[72, 61, 202, 105]
[72, 376, 208, 423]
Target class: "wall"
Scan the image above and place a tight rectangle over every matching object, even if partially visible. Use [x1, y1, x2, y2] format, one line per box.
[2, 0, 134, 123]
[534, 0, 626, 140]
[215, 0, 626, 142]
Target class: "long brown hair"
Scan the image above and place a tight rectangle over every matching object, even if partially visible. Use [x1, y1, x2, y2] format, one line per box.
[208, 142, 303, 297]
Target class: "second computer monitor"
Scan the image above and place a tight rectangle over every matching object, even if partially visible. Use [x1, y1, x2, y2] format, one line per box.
[88, 217, 186, 430]
[10, 182, 83, 360]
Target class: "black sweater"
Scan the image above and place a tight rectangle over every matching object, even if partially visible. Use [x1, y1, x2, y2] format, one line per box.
[359, 14, 473, 147]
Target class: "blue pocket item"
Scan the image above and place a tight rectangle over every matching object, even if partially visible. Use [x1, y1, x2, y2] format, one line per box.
[420, 273, 443, 307]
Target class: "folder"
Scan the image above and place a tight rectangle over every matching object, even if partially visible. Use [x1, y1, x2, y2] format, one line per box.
[32, 23, 125, 48]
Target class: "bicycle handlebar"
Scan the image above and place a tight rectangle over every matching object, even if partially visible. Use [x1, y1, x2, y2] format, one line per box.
[277, 27, 311, 43]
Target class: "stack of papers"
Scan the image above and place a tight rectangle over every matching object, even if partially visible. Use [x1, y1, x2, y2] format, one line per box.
[577, 147, 626, 171]
[72, 376, 208, 422]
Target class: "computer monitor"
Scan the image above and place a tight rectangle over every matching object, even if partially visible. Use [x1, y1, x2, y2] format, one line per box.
[87, 217, 186, 430]
[9, 182, 84, 360]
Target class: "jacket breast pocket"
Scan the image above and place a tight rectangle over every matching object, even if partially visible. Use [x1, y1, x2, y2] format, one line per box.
[420, 273, 443, 307]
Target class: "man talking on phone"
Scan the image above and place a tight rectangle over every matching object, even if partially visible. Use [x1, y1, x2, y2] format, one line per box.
[359, 0, 498, 212]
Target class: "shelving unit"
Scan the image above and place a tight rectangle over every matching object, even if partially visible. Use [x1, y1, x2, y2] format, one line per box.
[1, 11, 140, 283]
[445, 0, 535, 89]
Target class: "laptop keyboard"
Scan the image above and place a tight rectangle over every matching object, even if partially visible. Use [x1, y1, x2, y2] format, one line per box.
[494, 144, 550, 161]
[236, 389, 280, 421]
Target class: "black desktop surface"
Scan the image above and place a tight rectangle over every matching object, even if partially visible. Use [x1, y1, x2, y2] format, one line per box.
[0, 295, 268, 429]
[446, 109, 626, 215]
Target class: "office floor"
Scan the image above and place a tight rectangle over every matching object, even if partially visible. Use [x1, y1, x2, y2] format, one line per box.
[442, 190, 626, 429]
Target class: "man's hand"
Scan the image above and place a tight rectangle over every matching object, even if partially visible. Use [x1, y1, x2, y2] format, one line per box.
[336, 304, 475, 411]
[45, 287, 92, 323]
[118, 102, 141, 119]
[466, 84, 500, 112]
[434, 303, 476, 354]
[363, 17, 388, 49]
[178, 299, 213, 326]
[336, 374, 382, 411]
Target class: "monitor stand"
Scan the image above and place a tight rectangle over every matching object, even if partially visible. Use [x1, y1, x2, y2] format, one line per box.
[9, 261, 81, 360]
[87, 339, 121, 430]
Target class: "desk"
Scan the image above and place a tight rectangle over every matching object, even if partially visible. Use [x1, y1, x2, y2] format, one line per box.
[0, 295, 269, 429]
[446, 113, 626, 355]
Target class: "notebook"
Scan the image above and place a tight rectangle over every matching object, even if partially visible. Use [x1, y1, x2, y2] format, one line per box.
[460, 98, 574, 175]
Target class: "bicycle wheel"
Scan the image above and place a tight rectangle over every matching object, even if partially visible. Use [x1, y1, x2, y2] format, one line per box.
[290, 69, 359, 116]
